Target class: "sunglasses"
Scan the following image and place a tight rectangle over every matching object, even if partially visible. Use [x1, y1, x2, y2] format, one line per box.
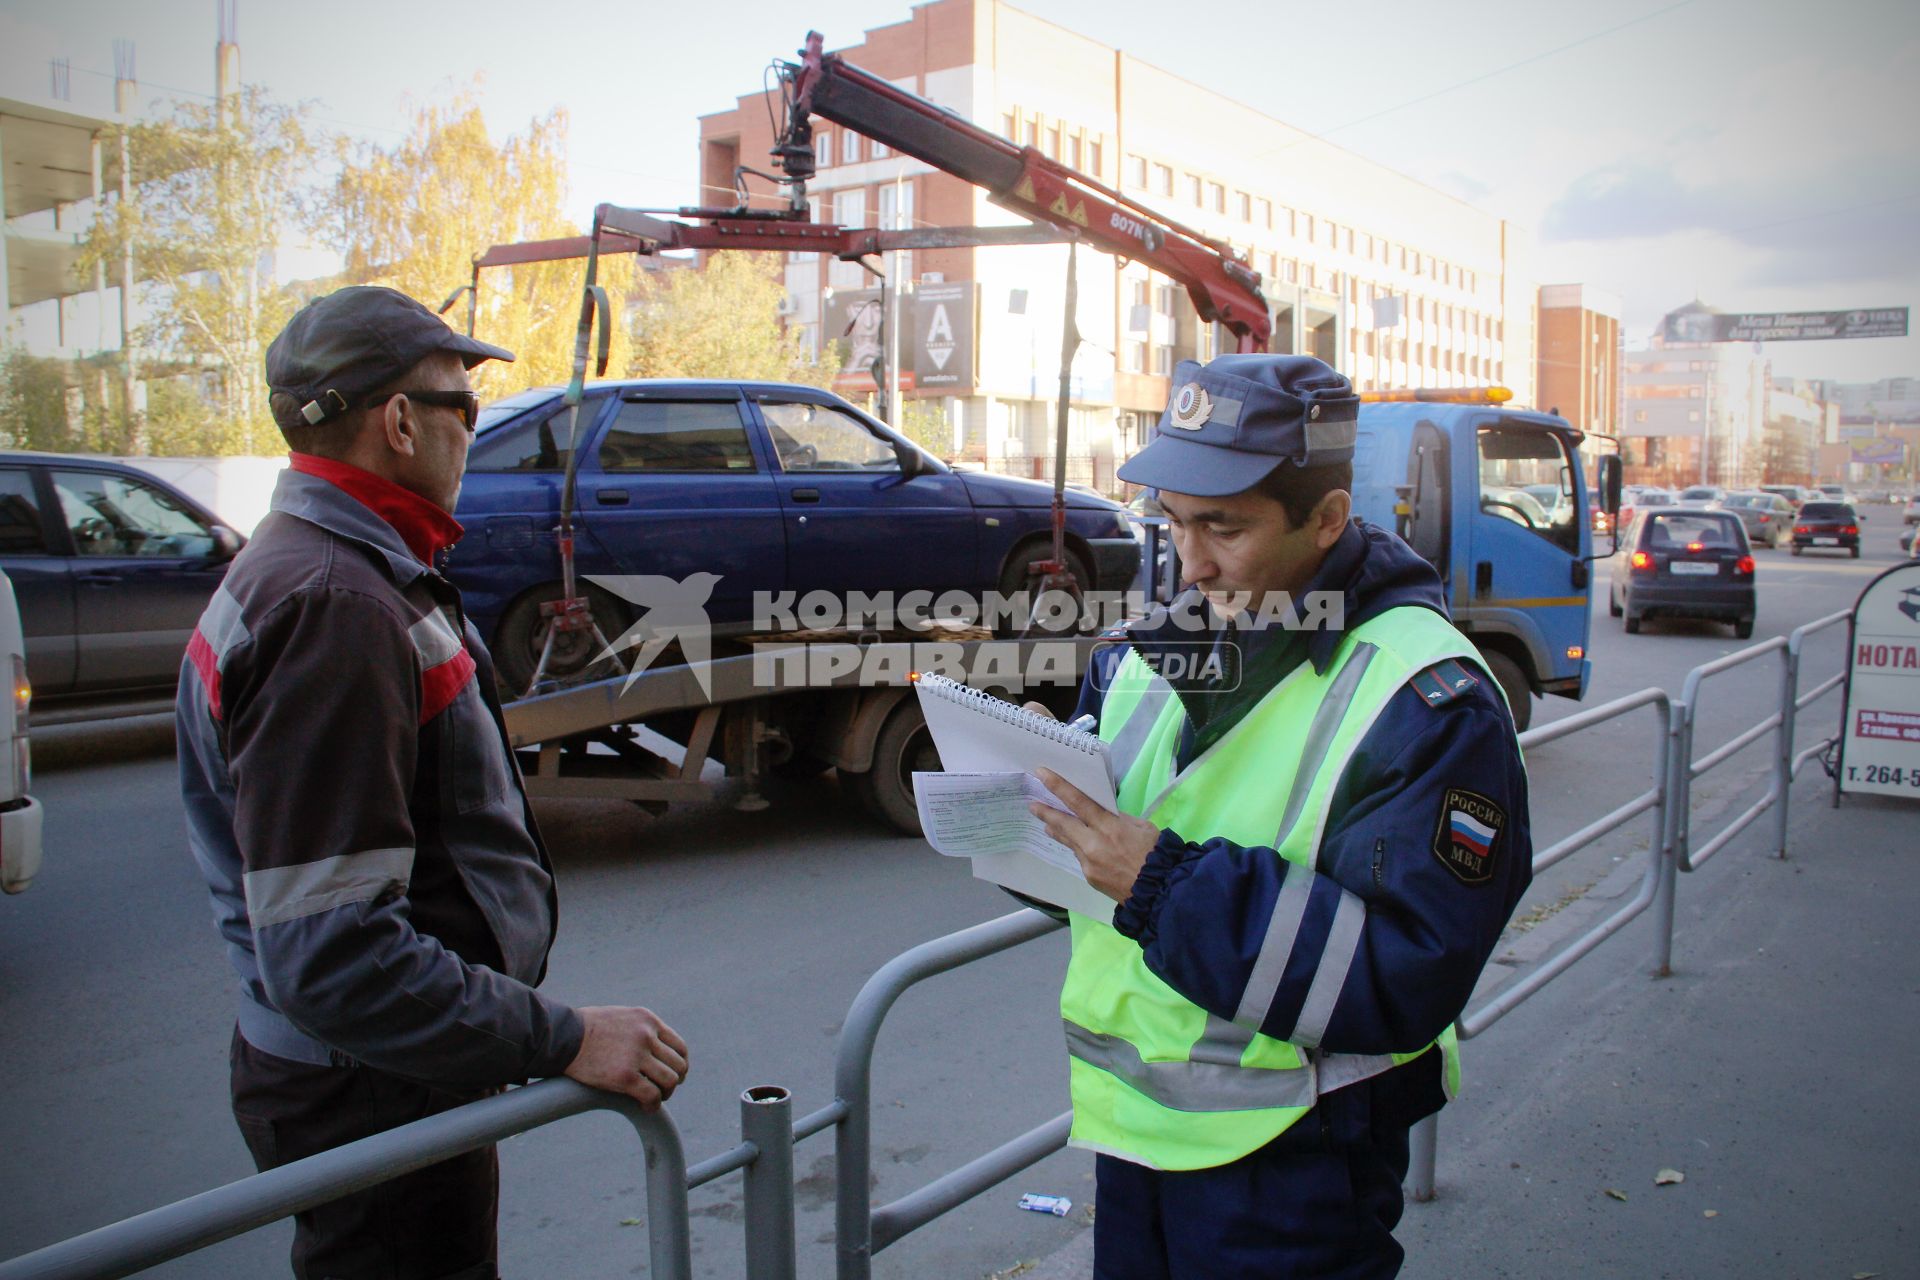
[364, 389, 481, 432]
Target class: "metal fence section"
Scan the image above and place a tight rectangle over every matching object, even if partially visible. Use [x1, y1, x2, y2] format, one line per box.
[1676, 610, 1851, 870]
[0, 1080, 691, 1280]
[826, 909, 1068, 1280]
[1410, 609, 1854, 1202]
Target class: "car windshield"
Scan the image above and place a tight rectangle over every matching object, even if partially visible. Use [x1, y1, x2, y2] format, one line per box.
[1679, 487, 1719, 501]
[1636, 492, 1674, 506]
[1645, 513, 1741, 548]
[1800, 503, 1851, 519]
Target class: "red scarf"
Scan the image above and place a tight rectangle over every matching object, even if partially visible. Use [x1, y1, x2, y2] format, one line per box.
[288, 453, 465, 564]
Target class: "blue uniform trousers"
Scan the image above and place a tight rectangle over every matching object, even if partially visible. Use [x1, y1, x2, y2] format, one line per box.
[1092, 1063, 1433, 1280]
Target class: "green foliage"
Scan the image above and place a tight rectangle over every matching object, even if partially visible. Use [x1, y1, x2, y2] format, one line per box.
[86, 86, 316, 454]
[891, 398, 956, 458]
[627, 254, 838, 389]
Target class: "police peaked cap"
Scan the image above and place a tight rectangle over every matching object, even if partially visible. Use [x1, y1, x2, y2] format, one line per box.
[1117, 354, 1360, 497]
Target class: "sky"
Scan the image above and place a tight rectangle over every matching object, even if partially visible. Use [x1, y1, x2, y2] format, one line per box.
[3, 0, 1916, 384]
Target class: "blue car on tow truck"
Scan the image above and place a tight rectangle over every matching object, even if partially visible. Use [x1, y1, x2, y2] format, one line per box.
[448, 380, 1141, 692]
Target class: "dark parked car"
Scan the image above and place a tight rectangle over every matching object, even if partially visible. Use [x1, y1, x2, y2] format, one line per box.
[0, 453, 244, 721]
[1790, 501, 1861, 558]
[1609, 509, 1755, 638]
[448, 381, 1142, 690]
[1718, 491, 1796, 548]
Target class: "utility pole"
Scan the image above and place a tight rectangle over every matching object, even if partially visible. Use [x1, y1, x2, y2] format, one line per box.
[886, 166, 903, 428]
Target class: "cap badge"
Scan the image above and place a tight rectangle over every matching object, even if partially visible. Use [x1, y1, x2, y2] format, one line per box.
[1168, 383, 1213, 431]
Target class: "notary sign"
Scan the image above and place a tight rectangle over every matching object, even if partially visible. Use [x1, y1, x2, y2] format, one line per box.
[1662, 307, 1909, 344]
[1836, 562, 1920, 800]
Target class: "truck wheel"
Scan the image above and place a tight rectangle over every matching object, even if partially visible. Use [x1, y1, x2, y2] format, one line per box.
[494, 582, 628, 697]
[1734, 618, 1754, 640]
[1476, 648, 1532, 734]
[1625, 614, 1642, 635]
[847, 700, 940, 835]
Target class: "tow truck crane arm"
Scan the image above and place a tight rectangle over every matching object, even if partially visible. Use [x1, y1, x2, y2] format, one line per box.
[778, 31, 1270, 351]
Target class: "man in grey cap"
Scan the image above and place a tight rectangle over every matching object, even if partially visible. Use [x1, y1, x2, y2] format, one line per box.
[1029, 354, 1531, 1278]
[177, 286, 689, 1279]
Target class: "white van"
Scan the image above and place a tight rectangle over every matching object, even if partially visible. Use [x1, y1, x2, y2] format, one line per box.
[0, 570, 43, 895]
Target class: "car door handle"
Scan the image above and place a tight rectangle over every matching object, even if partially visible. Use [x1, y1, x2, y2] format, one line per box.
[790, 488, 820, 503]
[595, 489, 630, 505]
[75, 571, 123, 585]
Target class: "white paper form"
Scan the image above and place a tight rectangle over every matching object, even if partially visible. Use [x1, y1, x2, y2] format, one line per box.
[912, 770, 1117, 919]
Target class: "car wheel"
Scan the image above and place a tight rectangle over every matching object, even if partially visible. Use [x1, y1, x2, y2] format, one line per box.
[1791, 545, 1802, 557]
[493, 581, 630, 698]
[995, 540, 1093, 633]
[1475, 648, 1532, 734]
[1734, 618, 1754, 640]
[845, 698, 939, 835]
[1625, 614, 1642, 635]
[1850, 545, 1860, 559]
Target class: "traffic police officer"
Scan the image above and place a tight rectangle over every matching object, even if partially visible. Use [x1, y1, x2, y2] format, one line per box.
[1031, 353, 1532, 1278]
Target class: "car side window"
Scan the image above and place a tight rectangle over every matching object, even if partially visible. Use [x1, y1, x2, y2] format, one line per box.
[466, 398, 575, 473]
[1476, 425, 1579, 554]
[0, 470, 49, 554]
[599, 399, 755, 472]
[759, 401, 900, 473]
[52, 469, 214, 559]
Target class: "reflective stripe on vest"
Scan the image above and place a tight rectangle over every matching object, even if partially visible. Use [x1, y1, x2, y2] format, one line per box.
[1064, 606, 1482, 1170]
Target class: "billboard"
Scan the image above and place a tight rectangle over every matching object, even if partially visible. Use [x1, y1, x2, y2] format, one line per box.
[1662, 307, 1909, 344]
[1849, 437, 1907, 467]
[913, 282, 976, 391]
[823, 288, 884, 383]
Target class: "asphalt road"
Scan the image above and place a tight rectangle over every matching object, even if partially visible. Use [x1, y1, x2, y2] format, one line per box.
[0, 505, 1910, 1279]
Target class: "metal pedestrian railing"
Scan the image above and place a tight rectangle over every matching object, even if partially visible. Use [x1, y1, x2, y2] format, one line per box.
[0, 1081, 691, 1280]
[0, 610, 1859, 1277]
[1409, 607, 1855, 1200]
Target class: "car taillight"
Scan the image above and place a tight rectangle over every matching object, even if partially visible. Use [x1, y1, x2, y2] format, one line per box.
[1843, 525, 1858, 535]
[1735, 555, 1755, 576]
[1794, 525, 1810, 535]
[11, 656, 26, 736]
[1757, 514, 1770, 523]
[1631, 550, 1652, 570]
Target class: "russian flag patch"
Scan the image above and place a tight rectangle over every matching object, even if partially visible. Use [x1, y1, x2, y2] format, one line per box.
[1432, 787, 1505, 884]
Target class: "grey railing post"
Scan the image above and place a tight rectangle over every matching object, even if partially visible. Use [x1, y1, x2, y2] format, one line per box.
[740, 1086, 796, 1280]
[1408, 1113, 1438, 1203]
[1773, 634, 1802, 858]
[1653, 697, 1688, 978]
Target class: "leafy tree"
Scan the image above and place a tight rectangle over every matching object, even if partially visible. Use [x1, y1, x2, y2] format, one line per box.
[325, 96, 639, 396]
[626, 253, 838, 388]
[86, 86, 316, 454]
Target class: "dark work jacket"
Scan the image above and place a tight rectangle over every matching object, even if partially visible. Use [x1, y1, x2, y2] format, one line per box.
[177, 468, 582, 1086]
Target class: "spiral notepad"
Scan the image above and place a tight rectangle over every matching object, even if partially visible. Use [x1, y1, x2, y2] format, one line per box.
[913, 675, 1115, 802]
[911, 676, 1119, 919]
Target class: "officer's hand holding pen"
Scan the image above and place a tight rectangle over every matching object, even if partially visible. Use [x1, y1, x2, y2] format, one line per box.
[1029, 767, 1161, 902]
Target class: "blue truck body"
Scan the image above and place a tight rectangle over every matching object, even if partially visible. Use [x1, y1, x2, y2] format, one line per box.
[1349, 401, 1604, 729]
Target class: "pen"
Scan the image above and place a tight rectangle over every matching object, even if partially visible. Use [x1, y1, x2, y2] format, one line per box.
[1067, 714, 1098, 733]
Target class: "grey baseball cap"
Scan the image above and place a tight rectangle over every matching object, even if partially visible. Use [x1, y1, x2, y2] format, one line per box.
[1117, 354, 1360, 497]
[266, 286, 514, 426]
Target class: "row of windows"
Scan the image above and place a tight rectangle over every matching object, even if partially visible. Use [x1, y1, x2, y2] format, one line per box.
[998, 111, 1105, 178]
[1117, 152, 1479, 293]
[814, 129, 896, 168]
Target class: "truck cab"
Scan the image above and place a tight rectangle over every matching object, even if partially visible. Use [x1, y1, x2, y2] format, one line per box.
[1349, 395, 1616, 731]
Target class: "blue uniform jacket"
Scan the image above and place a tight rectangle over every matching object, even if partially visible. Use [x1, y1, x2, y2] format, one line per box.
[1070, 518, 1532, 1084]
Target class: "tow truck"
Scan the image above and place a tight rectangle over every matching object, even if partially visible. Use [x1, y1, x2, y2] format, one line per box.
[463, 29, 1615, 830]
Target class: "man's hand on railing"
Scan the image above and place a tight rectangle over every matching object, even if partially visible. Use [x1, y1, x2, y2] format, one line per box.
[564, 1006, 691, 1110]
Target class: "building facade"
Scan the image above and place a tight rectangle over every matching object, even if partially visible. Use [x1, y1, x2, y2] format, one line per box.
[1620, 304, 1771, 490]
[697, 0, 1539, 492]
